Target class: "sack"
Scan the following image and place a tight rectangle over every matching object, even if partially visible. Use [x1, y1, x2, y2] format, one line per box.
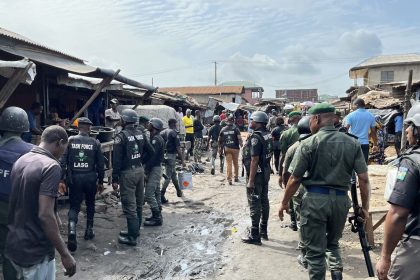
[178, 171, 193, 190]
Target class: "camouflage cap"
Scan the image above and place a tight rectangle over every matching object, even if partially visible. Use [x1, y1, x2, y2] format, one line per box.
[288, 111, 301, 118]
[308, 103, 335, 115]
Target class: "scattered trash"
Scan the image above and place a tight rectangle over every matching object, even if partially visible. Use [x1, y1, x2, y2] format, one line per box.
[104, 251, 111, 256]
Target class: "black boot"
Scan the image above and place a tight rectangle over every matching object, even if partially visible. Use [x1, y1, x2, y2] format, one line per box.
[143, 209, 162, 226]
[161, 191, 168, 204]
[67, 221, 77, 252]
[211, 168, 215, 175]
[260, 223, 268, 240]
[241, 227, 262, 245]
[145, 213, 153, 222]
[331, 270, 343, 280]
[84, 219, 95, 240]
[174, 182, 183, 197]
[118, 218, 139, 246]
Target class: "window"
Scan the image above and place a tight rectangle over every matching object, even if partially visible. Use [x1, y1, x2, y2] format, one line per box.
[380, 71, 394, 83]
[252, 91, 260, 99]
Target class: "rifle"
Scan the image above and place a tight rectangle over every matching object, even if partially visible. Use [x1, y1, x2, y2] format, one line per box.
[348, 182, 375, 277]
[219, 148, 225, 173]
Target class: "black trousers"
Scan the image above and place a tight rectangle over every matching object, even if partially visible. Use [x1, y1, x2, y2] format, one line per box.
[185, 133, 195, 157]
[273, 149, 281, 172]
[68, 172, 97, 223]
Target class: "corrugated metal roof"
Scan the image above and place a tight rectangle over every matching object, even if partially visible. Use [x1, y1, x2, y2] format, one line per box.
[0, 27, 85, 63]
[351, 53, 420, 72]
[159, 86, 244, 95]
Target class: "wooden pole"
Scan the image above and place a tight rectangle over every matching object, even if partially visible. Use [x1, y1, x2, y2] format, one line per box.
[71, 69, 120, 123]
[0, 62, 34, 109]
[401, 69, 413, 153]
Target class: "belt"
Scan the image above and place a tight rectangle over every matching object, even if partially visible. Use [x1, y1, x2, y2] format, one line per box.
[305, 185, 347, 196]
[124, 164, 142, 170]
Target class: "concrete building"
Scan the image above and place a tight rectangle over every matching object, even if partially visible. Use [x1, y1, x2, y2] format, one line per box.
[159, 86, 245, 105]
[218, 81, 263, 105]
[349, 53, 420, 86]
[275, 88, 318, 103]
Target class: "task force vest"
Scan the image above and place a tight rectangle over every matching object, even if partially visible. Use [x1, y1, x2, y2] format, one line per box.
[0, 139, 33, 201]
[121, 128, 145, 167]
[242, 130, 273, 175]
[67, 135, 98, 172]
[221, 126, 240, 149]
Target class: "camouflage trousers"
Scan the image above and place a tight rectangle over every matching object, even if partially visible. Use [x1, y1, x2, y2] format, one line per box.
[145, 166, 162, 210]
[193, 137, 203, 162]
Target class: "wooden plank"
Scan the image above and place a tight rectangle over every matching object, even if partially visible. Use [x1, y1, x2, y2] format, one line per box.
[0, 62, 34, 109]
[373, 213, 387, 231]
[71, 69, 120, 123]
[366, 213, 375, 246]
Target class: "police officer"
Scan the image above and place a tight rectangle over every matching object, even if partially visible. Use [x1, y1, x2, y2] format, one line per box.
[219, 115, 243, 185]
[279, 103, 370, 280]
[376, 102, 420, 280]
[207, 115, 222, 175]
[160, 119, 185, 203]
[282, 116, 311, 268]
[143, 118, 165, 226]
[113, 109, 154, 246]
[61, 117, 105, 252]
[242, 111, 273, 245]
[138, 115, 150, 140]
[271, 116, 286, 174]
[0, 107, 33, 279]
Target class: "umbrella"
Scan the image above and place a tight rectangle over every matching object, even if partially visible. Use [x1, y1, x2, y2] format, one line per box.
[301, 101, 314, 107]
[284, 104, 294, 110]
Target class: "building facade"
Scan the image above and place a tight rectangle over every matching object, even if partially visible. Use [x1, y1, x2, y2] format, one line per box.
[275, 88, 318, 103]
[349, 54, 420, 87]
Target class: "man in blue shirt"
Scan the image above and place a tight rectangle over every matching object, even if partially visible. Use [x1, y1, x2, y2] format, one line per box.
[345, 98, 378, 162]
[21, 102, 43, 143]
[394, 109, 404, 157]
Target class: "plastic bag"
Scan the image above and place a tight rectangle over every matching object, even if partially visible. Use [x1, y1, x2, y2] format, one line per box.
[178, 171, 193, 190]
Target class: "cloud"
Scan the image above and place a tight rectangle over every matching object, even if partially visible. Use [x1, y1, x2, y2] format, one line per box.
[279, 44, 323, 75]
[338, 29, 383, 57]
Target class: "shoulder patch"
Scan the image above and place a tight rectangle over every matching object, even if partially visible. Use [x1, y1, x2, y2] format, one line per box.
[251, 137, 258, 146]
[396, 167, 408, 181]
[114, 136, 122, 144]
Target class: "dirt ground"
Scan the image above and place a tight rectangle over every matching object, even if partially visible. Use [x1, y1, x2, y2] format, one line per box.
[50, 147, 392, 280]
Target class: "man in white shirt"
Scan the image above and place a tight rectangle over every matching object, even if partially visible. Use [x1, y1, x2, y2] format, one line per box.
[105, 98, 121, 131]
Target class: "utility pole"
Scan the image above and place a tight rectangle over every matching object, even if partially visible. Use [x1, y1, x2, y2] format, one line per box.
[401, 69, 413, 153]
[213, 61, 217, 86]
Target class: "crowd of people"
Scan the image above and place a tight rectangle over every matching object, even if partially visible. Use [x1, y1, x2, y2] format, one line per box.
[0, 96, 419, 280]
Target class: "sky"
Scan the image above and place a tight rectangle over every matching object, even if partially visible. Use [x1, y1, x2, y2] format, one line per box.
[1, 0, 420, 98]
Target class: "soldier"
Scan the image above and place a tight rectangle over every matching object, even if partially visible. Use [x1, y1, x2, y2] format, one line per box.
[278, 103, 370, 280]
[282, 116, 311, 269]
[271, 116, 286, 174]
[219, 115, 243, 185]
[376, 103, 420, 280]
[61, 117, 105, 252]
[207, 115, 222, 175]
[160, 119, 185, 203]
[0, 107, 34, 279]
[242, 111, 273, 245]
[143, 118, 165, 227]
[112, 109, 154, 246]
[279, 111, 302, 231]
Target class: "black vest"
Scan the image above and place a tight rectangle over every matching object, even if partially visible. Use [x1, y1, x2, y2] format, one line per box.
[0, 138, 33, 201]
[121, 128, 145, 168]
[67, 134, 99, 173]
[221, 125, 240, 149]
[242, 129, 273, 175]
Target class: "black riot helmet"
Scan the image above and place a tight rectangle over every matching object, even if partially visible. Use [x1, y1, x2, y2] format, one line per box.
[0, 106, 30, 133]
[250, 111, 269, 124]
[297, 116, 311, 137]
[121, 109, 138, 123]
[149, 118, 164, 131]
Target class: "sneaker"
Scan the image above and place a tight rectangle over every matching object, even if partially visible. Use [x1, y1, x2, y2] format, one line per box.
[297, 255, 308, 269]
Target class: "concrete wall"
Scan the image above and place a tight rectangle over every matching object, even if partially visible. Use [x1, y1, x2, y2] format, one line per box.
[187, 94, 240, 105]
[366, 65, 420, 86]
